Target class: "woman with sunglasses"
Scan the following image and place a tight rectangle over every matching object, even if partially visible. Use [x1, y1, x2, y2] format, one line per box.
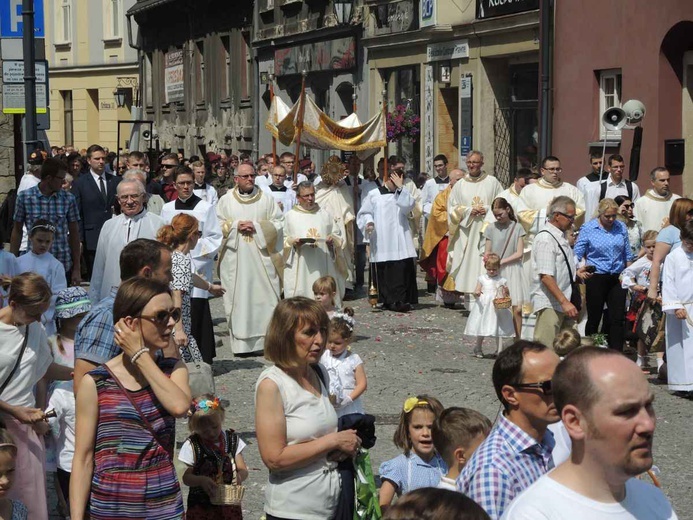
[71, 276, 191, 520]
[0, 273, 73, 520]
[614, 195, 643, 259]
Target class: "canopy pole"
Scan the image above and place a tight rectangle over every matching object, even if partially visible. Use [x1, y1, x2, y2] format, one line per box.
[352, 92, 357, 114]
[382, 85, 389, 183]
[269, 73, 277, 167]
[294, 70, 308, 175]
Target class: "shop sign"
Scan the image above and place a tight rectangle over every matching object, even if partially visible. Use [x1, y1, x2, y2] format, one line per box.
[420, 0, 436, 27]
[274, 37, 356, 76]
[426, 40, 469, 62]
[477, 0, 539, 19]
[164, 49, 184, 104]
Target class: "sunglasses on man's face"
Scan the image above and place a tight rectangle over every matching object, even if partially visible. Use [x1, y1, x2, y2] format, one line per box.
[139, 308, 182, 326]
[511, 380, 553, 396]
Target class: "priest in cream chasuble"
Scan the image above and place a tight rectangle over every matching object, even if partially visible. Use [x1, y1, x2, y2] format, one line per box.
[216, 165, 284, 355]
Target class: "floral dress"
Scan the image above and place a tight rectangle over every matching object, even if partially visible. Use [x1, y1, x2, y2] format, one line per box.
[171, 251, 203, 362]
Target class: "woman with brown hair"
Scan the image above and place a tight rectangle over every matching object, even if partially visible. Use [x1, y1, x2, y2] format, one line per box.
[157, 213, 224, 364]
[255, 297, 361, 520]
[0, 273, 72, 520]
[70, 276, 191, 520]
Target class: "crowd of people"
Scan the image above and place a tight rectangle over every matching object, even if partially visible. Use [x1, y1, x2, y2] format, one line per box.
[0, 141, 688, 519]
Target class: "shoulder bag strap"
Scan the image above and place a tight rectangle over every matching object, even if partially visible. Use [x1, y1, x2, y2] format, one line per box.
[0, 325, 30, 395]
[599, 181, 607, 201]
[499, 222, 517, 259]
[103, 364, 172, 459]
[539, 230, 574, 282]
[626, 180, 633, 200]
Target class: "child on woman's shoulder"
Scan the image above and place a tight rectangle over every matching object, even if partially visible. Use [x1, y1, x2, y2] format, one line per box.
[378, 395, 447, 513]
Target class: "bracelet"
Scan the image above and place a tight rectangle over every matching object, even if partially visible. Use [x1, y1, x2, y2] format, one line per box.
[130, 347, 150, 364]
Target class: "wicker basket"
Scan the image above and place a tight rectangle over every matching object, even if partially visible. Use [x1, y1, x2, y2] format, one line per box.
[210, 484, 245, 506]
[493, 297, 512, 310]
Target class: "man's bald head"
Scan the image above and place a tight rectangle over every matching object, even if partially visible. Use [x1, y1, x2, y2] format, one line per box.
[236, 163, 254, 177]
[449, 168, 465, 187]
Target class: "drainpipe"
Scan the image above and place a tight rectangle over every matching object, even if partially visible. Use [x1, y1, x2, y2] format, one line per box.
[538, 0, 552, 159]
[126, 12, 144, 151]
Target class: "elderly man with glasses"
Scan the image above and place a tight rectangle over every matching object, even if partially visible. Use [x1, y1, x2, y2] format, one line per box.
[88, 177, 165, 303]
[458, 340, 561, 519]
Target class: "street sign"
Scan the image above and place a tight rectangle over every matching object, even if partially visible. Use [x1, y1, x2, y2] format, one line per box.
[2, 83, 47, 113]
[2, 59, 46, 83]
[0, 0, 45, 38]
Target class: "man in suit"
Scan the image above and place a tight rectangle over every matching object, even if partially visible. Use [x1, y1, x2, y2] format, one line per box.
[72, 144, 119, 279]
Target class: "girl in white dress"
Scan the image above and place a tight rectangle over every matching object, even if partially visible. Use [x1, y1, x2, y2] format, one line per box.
[319, 307, 367, 417]
[485, 197, 526, 338]
[464, 253, 515, 358]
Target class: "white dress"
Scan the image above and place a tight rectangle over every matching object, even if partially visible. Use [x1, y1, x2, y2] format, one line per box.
[464, 274, 515, 338]
[484, 222, 527, 305]
[319, 350, 365, 417]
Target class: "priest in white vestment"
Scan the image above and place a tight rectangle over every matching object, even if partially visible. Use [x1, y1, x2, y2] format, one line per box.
[161, 166, 222, 360]
[357, 169, 418, 312]
[315, 156, 356, 290]
[633, 167, 681, 232]
[262, 165, 297, 215]
[661, 233, 693, 393]
[89, 178, 164, 302]
[284, 181, 344, 304]
[217, 164, 284, 355]
[447, 151, 503, 295]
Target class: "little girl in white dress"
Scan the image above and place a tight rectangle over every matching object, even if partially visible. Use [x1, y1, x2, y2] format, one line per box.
[464, 253, 515, 357]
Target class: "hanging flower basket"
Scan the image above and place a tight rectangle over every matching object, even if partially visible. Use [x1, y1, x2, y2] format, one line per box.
[387, 104, 421, 143]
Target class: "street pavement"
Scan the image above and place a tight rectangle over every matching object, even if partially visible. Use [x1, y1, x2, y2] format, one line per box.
[48, 275, 693, 519]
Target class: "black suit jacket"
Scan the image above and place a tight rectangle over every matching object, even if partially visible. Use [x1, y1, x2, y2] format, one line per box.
[71, 171, 118, 250]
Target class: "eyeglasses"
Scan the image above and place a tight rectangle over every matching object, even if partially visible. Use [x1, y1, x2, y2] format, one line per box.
[161, 164, 176, 169]
[543, 167, 563, 172]
[511, 380, 553, 395]
[621, 204, 634, 209]
[117, 194, 143, 202]
[139, 308, 182, 326]
[555, 211, 576, 221]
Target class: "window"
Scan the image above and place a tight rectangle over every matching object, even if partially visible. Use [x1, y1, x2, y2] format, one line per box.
[56, 0, 71, 43]
[62, 90, 73, 145]
[105, 0, 122, 39]
[599, 69, 622, 139]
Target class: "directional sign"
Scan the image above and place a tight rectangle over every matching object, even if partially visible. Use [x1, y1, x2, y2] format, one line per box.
[0, 0, 45, 38]
[2, 60, 46, 83]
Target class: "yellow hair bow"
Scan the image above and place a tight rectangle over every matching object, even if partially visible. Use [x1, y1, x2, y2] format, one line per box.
[403, 397, 429, 413]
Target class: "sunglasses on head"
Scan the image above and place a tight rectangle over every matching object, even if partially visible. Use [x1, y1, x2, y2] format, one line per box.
[139, 308, 182, 326]
[511, 380, 553, 395]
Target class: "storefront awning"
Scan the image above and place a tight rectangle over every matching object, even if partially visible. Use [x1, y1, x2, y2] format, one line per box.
[127, 0, 176, 16]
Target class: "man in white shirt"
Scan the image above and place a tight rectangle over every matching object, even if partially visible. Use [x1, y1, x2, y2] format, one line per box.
[576, 151, 605, 199]
[583, 154, 640, 221]
[633, 167, 681, 231]
[503, 347, 678, 520]
[421, 154, 450, 218]
[497, 168, 533, 214]
[264, 165, 297, 214]
[191, 160, 219, 205]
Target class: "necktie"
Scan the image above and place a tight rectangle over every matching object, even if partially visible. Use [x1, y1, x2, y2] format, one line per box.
[99, 176, 107, 203]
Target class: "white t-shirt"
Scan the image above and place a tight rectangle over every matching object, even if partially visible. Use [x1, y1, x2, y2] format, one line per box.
[437, 475, 457, 491]
[47, 381, 75, 472]
[178, 435, 246, 466]
[502, 473, 678, 519]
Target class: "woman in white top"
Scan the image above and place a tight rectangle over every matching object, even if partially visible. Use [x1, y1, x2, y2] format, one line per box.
[255, 297, 361, 520]
[0, 273, 73, 520]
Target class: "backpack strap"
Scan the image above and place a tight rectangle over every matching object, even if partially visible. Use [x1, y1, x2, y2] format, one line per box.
[599, 179, 633, 201]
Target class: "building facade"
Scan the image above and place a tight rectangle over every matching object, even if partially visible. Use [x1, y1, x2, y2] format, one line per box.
[254, 0, 368, 169]
[552, 0, 693, 195]
[128, 0, 254, 158]
[363, 0, 539, 183]
[45, 0, 139, 150]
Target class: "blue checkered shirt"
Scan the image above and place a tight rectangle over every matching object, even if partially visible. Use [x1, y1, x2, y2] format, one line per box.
[13, 185, 80, 271]
[457, 413, 555, 520]
[74, 288, 118, 366]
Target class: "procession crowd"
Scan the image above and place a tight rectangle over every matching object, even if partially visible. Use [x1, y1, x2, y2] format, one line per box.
[0, 141, 688, 519]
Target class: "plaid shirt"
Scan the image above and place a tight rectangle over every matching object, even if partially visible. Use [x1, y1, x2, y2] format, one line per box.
[457, 413, 555, 520]
[74, 288, 118, 366]
[13, 185, 80, 271]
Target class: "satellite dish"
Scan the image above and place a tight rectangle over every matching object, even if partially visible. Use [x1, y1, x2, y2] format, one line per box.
[602, 107, 627, 131]
[622, 99, 646, 124]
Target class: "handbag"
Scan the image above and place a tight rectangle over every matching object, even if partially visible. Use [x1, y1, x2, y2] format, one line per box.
[186, 358, 216, 398]
[539, 230, 582, 313]
[0, 325, 30, 395]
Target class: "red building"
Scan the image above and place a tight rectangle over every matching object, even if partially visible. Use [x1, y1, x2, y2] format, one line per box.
[552, 0, 693, 195]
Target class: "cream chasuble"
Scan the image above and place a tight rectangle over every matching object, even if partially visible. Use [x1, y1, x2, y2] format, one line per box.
[283, 205, 344, 304]
[447, 173, 503, 294]
[315, 181, 355, 289]
[216, 188, 284, 355]
[633, 190, 681, 232]
[518, 179, 586, 244]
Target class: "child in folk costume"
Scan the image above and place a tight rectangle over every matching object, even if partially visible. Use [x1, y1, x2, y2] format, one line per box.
[465, 253, 515, 358]
[621, 230, 658, 370]
[484, 197, 527, 338]
[179, 395, 248, 520]
[662, 220, 693, 395]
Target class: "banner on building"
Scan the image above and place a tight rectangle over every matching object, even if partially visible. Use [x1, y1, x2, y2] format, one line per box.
[476, 0, 539, 19]
[164, 50, 184, 104]
[266, 95, 385, 157]
[274, 37, 356, 76]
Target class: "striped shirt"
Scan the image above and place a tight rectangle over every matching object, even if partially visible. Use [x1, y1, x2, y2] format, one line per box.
[457, 413, 555, 520]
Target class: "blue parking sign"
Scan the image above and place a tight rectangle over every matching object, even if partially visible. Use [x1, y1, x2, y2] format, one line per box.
[0, 0, 45, 38]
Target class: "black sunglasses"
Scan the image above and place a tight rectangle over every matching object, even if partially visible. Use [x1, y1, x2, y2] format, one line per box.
[511, 380, 553, 395]
[139, 308, 182, 326]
